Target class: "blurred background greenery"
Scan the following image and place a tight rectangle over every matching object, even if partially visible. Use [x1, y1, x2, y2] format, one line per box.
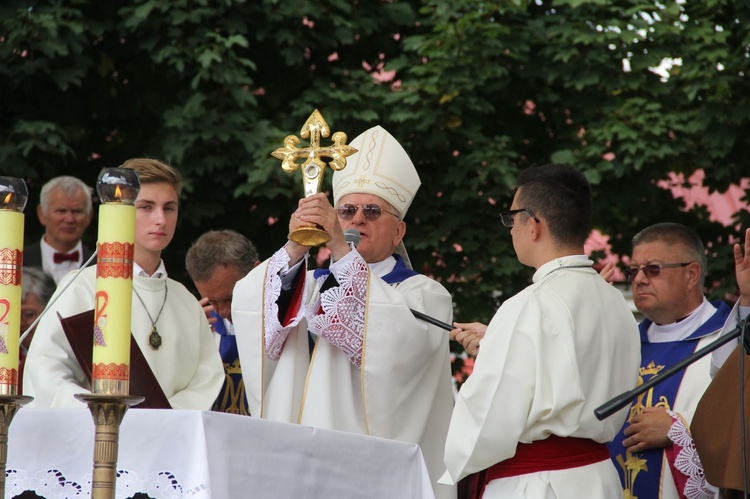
[2, 0, 748, 331]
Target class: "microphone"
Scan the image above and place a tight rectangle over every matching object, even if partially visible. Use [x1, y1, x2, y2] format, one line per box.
[343, 228, 452, 332]
[344, 228, 361, 248]
[318, 229, 361, 294]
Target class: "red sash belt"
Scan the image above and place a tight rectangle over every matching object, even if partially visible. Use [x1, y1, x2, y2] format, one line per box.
[462, 435, 610, 499]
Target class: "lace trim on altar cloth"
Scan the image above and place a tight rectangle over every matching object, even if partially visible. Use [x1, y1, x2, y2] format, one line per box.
[308, 255, 368, 368]
[666, 410, 718, 499]
[263, 247, 306, 361]
[7, 468, 210, 498]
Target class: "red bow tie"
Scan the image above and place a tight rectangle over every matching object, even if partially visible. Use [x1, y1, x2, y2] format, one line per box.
[53, 251, 80, 263]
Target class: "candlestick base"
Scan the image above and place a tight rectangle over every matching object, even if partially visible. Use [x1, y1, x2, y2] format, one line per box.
[92, 379, 129, 396]
[0, 394, 32, 497]
[75, 393, 144, 499]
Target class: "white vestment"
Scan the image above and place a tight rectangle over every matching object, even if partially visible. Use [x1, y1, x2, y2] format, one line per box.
[24, 266, 224, 410]
[441, 256, 641, 498]
[232, 247, 456, 499]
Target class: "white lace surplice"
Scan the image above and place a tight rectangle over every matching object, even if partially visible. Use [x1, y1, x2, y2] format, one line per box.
[665, 410, 718, 499]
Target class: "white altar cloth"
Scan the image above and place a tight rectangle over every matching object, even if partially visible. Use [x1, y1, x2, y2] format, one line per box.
[7, 408, 435, 499]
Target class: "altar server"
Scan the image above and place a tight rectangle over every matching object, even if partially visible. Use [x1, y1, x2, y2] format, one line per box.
[24, 158, 224, 409]
[444, 163, 641, 498]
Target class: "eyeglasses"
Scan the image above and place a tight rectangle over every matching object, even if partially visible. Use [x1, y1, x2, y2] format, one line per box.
[336, 203, 400, 222]
[625, 262, 691, 282]
[500, 208, 540, 228]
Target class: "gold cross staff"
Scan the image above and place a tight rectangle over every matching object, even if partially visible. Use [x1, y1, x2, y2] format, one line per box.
[272, 109, 357, 198]
[272, 109, 357, 246]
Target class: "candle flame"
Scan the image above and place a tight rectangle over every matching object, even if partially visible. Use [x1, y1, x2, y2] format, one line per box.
[2, 193, 11, 205]
[115, 184, 122, 200]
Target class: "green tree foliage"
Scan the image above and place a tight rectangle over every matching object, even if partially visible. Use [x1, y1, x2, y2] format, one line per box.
[1, 0, 748, 324]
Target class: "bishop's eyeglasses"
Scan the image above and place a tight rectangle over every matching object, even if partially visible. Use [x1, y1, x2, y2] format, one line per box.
[625, 262, 691, 282]
[336, 204, 400, 222]
[500, 208, 540, 228]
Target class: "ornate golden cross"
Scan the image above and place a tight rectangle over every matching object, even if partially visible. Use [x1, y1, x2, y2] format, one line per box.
[272, 109, 357, 197]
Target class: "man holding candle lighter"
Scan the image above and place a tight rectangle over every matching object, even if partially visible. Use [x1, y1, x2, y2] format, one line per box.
[441, 164, 641, 498]
[23, 158, 224, 409]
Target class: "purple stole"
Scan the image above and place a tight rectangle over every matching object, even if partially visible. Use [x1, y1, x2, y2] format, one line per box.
[606, 301, 730, 498]
[211, 312, 250, 415]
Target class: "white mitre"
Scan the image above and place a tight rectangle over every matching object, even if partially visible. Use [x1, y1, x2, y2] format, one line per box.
[332, 125, 421, 218]
[332, 125, 420, 268]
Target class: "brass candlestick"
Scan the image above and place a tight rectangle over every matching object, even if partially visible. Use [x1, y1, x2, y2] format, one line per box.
[75, 394, 144, 499]
[0, 176, 31, 497]
[0, 394, 32, 497]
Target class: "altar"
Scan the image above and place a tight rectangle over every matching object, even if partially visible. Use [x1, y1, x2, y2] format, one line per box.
[6, 409, 435, 499]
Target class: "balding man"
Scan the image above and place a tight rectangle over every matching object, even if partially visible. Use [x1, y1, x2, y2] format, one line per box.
[186, 229, 259, 415]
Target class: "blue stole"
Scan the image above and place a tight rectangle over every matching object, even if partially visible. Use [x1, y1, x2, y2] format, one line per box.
[313, 254, 418, 285]
[210, 311, 250, 415]
[607, 301, 730, 497]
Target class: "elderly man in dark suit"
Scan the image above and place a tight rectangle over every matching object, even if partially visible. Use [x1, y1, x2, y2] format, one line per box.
[24, 175, 94, 284]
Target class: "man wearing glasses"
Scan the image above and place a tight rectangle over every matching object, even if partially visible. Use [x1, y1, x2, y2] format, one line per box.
[443, 164, 641, 498]
[607, 222, 730, 499]
[232, 126, 456, 499]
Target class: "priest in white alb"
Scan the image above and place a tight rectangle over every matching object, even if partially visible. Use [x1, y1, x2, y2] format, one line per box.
[443, 164, 641, 498]
[232, 125, 456, 499]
